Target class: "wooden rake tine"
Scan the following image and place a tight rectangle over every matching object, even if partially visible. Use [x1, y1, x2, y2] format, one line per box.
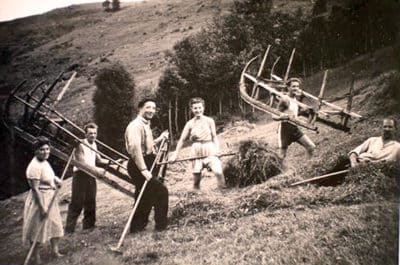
[110, 138, 167, 253]
[23, 148, 75, 265]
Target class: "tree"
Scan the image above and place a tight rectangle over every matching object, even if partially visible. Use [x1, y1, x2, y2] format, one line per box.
[102, 0, 110, 12]
[112, 0, 120, 11]
[93, 63, 135, 151]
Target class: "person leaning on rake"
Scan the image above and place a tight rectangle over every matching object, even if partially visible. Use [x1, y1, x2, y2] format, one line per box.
[22, 136, 64, 264]
[125, 98, 169, 233]
[169, 97, 226, 190]
[65, 122, 108, 234]
[349, 118, 400, 167]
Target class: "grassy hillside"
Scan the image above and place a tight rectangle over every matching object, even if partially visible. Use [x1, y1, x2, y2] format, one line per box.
[0, 45, 398, 264]
[0, 0, 398, 264]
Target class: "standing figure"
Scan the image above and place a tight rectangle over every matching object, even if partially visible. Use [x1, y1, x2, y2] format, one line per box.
[170, 97, 226, 190]
[22, 136, 64, 264]
[65, 123, 108, 233]
[349, 118, 400, 167]
[276, 78, 315, 159]
[125, 98, 169, 233]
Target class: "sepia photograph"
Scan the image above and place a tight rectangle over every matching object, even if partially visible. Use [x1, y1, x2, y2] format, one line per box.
[0, 0, 398, 264]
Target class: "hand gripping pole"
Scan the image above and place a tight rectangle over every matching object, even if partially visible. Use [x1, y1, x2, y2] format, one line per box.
[111, 138, 167, 253]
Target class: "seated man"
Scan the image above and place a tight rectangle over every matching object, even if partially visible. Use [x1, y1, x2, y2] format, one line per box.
[349, 118, 400, 167]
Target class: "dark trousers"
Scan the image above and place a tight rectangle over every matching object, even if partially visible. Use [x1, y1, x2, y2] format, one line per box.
[127, 155, 169, 232]
[65, 171, 96, 232]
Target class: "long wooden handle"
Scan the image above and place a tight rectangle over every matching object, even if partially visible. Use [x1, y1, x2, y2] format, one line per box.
[113, 138, 167, 251]
[24, 148, 75, 265]
[284, 48, 296, 82]
[290, 169, 349, 187]
[158, 152, 237, 165]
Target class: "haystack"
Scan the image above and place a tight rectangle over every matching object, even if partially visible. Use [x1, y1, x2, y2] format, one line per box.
[223, 140, 283, 188]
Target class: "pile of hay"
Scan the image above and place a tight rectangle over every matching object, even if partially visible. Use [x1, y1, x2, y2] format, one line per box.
[237, 162, 398, 214]
[298, 136, 366, 179]
[223, 140, 283, 187]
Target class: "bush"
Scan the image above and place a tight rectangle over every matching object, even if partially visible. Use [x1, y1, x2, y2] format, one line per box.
[112, 0, 120, 11]
[93, 63, 135, 151]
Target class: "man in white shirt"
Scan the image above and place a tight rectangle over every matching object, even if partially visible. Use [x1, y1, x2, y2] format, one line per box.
[125, 98, 169, 233]
[349, 118, 400, 167]
[65, 123, 107, 233]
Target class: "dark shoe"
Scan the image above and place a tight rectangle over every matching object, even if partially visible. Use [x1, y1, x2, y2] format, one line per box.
[155, 225, 167, 232]
[130, 228, 145, 234]
[65, 227, 75, 234]
[82, 224, 96, 231]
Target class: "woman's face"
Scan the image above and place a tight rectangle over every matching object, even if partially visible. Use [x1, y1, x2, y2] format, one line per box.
[191, 102, 204, 117]
[36, 144, 50, 161]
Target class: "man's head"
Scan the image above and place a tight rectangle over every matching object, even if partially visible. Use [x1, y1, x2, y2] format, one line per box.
[382, 118, 397, 140]
[138, 98, 156, 121]
[84, 123, 98, 144]
[287, 78, 302, 98]
[189, 97, 205, 117]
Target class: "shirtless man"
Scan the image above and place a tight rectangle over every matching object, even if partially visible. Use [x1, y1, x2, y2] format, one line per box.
[276, 78, 315, 159]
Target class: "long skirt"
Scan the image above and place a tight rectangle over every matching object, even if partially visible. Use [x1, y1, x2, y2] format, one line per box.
[22, 189, 64, 244]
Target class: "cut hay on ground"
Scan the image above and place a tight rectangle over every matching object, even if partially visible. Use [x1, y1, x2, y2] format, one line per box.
[169, 198, 225, 227]
[223, 140, 283, 188]
[237, 162, 398, 213]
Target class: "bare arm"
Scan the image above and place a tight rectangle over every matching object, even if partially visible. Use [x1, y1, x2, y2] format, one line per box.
[349, 152, 359, 167]
[74, 142, 85, 163]
[210, 118, 220, 153]
[172, 122, 191, 158]
[96, 153, 109, 167]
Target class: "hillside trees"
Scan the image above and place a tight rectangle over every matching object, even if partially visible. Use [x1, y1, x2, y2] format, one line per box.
[157, 0, 399, 136]
[157, 0, 304, 135]
[112, 0, 121, 11]
[102, 0, 120, 12]
[296, 0, 399, 74]
[93, 63, 135, 151]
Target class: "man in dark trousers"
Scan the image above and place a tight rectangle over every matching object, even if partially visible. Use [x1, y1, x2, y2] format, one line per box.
[125, 98, 169, 233]
[65, 123, 108, 233]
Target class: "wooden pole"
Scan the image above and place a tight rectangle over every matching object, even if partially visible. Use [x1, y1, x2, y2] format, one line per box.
[158, 152, 237, 165]
[23, 148, 75, 265]
[290, 169, 349, 187]
[251, 46, 271, 98]
[284, 48, 296, 82]
[111, 138, 167, 253]
[270, 56, 281, 80]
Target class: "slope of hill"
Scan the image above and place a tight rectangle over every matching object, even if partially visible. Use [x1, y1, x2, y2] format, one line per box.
[0, 0, 398, 264]
[0, 0, 314, 123]
[0, 45, 398, 264]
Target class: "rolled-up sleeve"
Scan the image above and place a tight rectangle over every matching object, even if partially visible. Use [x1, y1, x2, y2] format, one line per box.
[125, 122, 147, 171]
[348, 138, 372, 157]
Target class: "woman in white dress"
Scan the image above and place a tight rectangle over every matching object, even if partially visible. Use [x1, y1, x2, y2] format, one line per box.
[22, 136, 64, 264]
